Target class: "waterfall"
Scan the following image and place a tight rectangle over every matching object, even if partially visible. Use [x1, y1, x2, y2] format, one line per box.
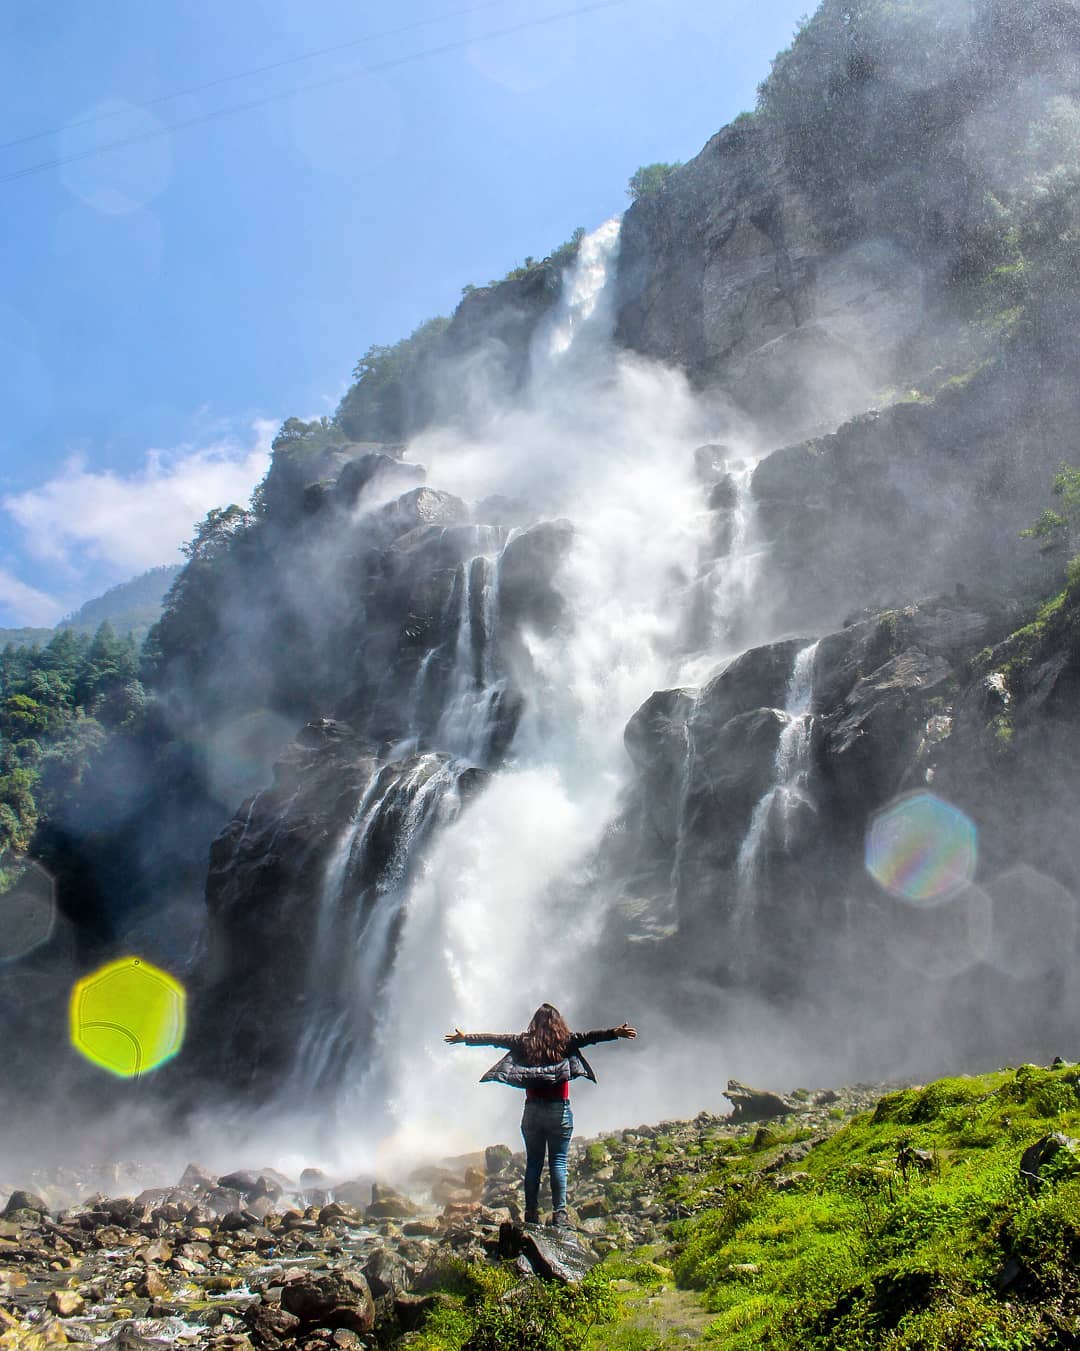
[356, 215, 724, 1154]
[732, 641, 820, 954]
[290, 753, 470, 1100]
[707, 463, 764, 656]
[436, 533, 510, 765]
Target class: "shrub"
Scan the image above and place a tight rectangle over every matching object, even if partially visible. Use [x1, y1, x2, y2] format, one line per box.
[626, 163, 680, 201]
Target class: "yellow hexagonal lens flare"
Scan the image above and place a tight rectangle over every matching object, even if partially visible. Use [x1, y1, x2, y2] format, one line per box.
[69, 956, 186, 1078]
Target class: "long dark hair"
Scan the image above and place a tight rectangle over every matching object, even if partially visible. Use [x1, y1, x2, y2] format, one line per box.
[520, 1003, 571, 1065]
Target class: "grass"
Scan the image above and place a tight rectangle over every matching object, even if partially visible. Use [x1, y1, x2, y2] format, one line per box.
[668, 1063, 1080, 1348]
[399, 1064, 1080, 1348]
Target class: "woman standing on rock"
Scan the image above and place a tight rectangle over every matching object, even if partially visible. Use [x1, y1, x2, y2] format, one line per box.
[445, 1003, 636, 1228]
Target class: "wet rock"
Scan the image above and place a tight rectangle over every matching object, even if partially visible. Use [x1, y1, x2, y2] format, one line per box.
[363, 1246, 410, 1297]
[47, 1288, 85, 1316]
[484, 1144, 512, 1176]
[370, 487, 468, 541]
[3, 1191, 48, 1217]
[135, 1267, 170, 1299]
[178, 1163, 216, 1190]
[1020, 1133, 1080, 1193]
[394, 1290, 453, 1333]
[366, 1186, 419, 1220]
[335, 452, 424, 509]
[331, 1180, 375, 1210]
[692, 443, 733, 486]
[243, 1299, 302, 1348]
[218, 1171, 261, 1197]
[205, 1188, 245, 1218]
[280, 1269, 375, 1334]
[506, 1222, 600, 1284]
[724, 1080, 801, 1123]
[497, 518, 574, 630]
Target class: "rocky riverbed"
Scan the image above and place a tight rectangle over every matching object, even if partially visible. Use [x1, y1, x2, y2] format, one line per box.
[0, 1080, 890, 1349]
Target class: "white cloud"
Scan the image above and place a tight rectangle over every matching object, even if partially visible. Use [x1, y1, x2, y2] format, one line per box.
[0, 567, 63, 627]
[2, 420, 275, 577]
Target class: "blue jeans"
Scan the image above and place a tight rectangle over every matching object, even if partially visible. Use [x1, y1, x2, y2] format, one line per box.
[521, 1100, 573, 1215]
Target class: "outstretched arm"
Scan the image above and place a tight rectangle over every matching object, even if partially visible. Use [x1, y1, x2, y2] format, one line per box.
[444, 1030, 519, 1048]
[573, 1023, 637, 1047]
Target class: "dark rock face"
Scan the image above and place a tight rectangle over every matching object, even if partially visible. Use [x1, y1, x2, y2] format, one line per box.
[197, 722, 482, 1093]
[749, 378, 1071, 636]
[605, 580, 1080, 1067]
[615, 122, 924, 443]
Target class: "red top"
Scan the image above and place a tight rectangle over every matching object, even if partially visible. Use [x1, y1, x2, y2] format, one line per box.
[526, 1079, 570, 1102]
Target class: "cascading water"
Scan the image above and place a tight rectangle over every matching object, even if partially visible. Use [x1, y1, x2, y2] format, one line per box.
[289, 753, 471, 1102]
[705, 463, 764, 657]
[341, 216, 739, 1154]
[282, 215, 801, 1163]
[733, 640, 820, 951]
[436, 534, 511, 764]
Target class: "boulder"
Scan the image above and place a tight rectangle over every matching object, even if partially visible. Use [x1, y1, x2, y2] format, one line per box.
[366, 1185, 420, 1220]
[497, 519, 574, 630]
[692, 443, 734, 486]
[280, 1269, 375, 1334]
[3, 1191, 48, 1217]
[498, 1221, 599, 1283]
[724, 1080, 801, 1123]
[335, 453, 424, 509]
[178, 1163, 215, 1191]
[1019, 1133, 1080, 1193]
[243, 1299, 301, 1348]
[363, 1247, 410, 1297]
[47, 1290, 85, 1317]
[370, 488, 469, 542]
[484, 1144, 513, 1176]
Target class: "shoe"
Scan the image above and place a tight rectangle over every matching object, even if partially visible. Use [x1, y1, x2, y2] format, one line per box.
[524, 1209, 539, 1225]
[552, 1208, 571, 1229]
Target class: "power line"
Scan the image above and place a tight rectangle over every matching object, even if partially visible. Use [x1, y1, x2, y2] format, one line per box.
[0, 0, 518, 153]
[0, 0, 628, 187]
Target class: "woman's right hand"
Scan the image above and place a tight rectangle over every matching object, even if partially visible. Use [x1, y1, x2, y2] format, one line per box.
[444, 1028, 466, 1043]
[615, 1023, 637, 1039]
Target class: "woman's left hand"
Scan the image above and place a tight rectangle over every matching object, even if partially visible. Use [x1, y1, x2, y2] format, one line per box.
[615, 1023, 637, 1038]
[444, 1028, 466, 1043]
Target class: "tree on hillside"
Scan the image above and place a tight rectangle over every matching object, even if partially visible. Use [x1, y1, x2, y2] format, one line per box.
[1022, 463, 1080, 583]
[627, 163, 681, 201]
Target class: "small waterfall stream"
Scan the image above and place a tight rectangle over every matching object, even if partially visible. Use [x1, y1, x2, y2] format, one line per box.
[290, 753, 471, 1098]
[733, 641, 820, 954]
[436, 536, 510, 764]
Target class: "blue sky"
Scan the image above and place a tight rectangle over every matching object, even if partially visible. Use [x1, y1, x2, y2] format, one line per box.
[0, 0, 807, 626]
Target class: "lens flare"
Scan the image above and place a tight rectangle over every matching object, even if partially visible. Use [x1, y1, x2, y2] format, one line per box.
[866, 791, 977, 904]
[984, 864, 1078, 981]
[887, 883, 993, 979]
[69, 956, 186, 1078]
[0, 858, 56, 962]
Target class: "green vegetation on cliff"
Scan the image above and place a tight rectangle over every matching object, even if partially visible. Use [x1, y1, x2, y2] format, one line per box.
[336, 315, 451, 442]
[0, 623, 142, 859]
[626, 163, 681, 201]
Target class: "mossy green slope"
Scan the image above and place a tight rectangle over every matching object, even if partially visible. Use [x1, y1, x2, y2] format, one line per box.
[673, 1063, 1080, 1349]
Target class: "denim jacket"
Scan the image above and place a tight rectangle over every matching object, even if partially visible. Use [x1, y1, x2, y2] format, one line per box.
[463, 1029, 622, 1089]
